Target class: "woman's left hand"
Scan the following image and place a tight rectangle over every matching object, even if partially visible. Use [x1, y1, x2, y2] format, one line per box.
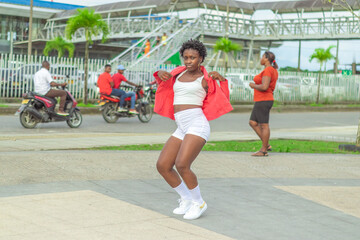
[208, 71, 226, 82]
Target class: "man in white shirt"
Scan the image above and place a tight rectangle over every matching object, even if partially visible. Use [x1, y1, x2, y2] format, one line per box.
[34, 61, 68, 115]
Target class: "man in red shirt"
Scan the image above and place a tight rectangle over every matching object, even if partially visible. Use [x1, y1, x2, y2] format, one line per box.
[97, 64, 128, 112]
[112, 65, 140, 114]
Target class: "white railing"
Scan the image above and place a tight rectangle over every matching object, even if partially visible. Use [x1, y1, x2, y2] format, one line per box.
[36, 13, 360, 43]
[1, 54, 359, 103]
[109, 16, 179, 66]
[42, 15, 176, 43]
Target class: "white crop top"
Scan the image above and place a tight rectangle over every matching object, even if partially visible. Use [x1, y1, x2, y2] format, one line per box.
[173, 70, 207, 106]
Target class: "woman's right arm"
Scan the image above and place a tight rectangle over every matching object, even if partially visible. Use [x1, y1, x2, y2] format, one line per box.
[153, 70, 173, 84]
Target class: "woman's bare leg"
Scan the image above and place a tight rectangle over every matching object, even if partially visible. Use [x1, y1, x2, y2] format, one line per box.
[156, 136, 183, 187]
[174, 134, 206, 189]
[249, 120, 263, 141]
[259, 123, 270, 152]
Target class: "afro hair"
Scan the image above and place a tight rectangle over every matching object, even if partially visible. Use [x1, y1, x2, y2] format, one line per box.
[179, 39, 207, 63]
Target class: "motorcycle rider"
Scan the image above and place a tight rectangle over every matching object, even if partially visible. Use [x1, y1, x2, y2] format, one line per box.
[97, 64, 136, 114]
[34, 61, 68, 116]
[112, 65, 140, 114]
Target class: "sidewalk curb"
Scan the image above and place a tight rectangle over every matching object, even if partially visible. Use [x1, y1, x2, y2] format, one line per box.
[1, 105, 360, 115]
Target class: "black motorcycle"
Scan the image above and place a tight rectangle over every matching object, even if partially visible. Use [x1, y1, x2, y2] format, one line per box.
[99, 86, 153, 123]
[15, 87, 82, 128]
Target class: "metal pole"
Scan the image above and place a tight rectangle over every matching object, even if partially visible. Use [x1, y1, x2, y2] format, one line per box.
[27, 0, 33, 61]
[297, 40, 301, 72]
[225, 0, 229, 38]
[9, 19, 13, 59]
[246, 40, 253, 70]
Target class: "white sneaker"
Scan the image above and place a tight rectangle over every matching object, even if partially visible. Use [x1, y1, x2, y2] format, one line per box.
[173, 198, 192, 215]
[118, 107, 127, 112]
[183, 201, 207, 220]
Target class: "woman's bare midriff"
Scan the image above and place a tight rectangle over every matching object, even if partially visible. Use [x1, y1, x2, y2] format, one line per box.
[174, 104, 202, 113]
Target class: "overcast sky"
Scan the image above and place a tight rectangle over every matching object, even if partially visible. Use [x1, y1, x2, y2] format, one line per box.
[43, 0, 358, 70]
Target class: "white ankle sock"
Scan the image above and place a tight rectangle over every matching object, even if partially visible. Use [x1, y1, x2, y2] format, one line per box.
[189, 185, 204, 204]
[173, 181, 192, 200]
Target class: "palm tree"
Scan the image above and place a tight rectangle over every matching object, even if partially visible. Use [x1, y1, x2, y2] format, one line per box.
[214, 37, 242, 75]
[324, 0, 360, 19]
[43, 37, 75, 59]
[66, 8, 109, 104]
[27, 0, 33, 61]
[309, 45, 336, 104]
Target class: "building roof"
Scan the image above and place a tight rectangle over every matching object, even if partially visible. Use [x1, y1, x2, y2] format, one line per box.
[0, 0, 83, 10]
[52, 0, 360, 20]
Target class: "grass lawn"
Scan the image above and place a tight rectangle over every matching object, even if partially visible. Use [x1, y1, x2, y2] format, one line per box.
[77, 103, 98, 108]
[347, 104, 360, 108]
[91, 139, 359, 154]
[0, 104, 9, 107]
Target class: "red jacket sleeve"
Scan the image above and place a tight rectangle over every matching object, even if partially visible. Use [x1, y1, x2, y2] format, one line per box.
[153, 71, 163, 85]
[219, 79, 230, 100]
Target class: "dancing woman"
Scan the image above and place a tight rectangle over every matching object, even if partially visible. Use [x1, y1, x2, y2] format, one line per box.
[153, 39, 233, 220]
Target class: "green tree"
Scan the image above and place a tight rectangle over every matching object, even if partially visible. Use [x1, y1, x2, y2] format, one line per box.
[214, 37, 242, 75]
[66, 8, 109, 104]
[309, 45, 336, 104]
[324, 0, 360, 19]
[43, 37, 75, 58]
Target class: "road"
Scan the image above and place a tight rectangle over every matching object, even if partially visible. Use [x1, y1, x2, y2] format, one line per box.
[0, 111, 358, 134]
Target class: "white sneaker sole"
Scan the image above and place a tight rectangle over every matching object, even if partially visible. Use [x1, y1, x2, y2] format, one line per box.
[173, 209, 189, 215]
[173, 206, 191, 215]
[183, 203, 207, 220]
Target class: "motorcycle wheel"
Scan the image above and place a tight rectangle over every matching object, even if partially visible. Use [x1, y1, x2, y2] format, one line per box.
[102, 103, 119, 123]
[138, 103, 153, 123]
[20, 110, 38, 128]
[67, 109, 83, 128]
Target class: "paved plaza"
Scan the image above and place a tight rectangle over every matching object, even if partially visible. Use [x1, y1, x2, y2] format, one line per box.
[0, 112, 359, 239]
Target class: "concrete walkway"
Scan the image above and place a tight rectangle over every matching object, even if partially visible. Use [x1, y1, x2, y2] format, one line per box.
[1, 112, 360, 239]
[0, 150, 360, 239]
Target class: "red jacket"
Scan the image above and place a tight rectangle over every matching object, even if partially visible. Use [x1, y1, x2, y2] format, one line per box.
[153, 66, 233, 121]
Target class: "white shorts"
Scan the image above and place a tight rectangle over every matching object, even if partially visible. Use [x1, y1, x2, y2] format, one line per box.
[172, 108, 210, 141]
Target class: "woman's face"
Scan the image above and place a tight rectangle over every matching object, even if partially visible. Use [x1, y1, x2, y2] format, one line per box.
[183, 48, 203, 71]
[260, 54, 268, 66]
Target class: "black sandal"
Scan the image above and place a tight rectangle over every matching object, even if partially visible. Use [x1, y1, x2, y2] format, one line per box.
[251, 151, 268, 157]
[267, 145, 272, 151]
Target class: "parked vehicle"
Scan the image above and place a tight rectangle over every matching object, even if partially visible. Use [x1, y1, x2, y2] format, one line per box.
[82, 71, 100, 98]
[225, 73, 254, 101]
[98, 86, 153, 123]
[275, 76, 301, 101]
[0, 68, 26, 97]
[15, 87, 82, 128]
[18, 64, 42, 92]
[51, 64, 82, 97]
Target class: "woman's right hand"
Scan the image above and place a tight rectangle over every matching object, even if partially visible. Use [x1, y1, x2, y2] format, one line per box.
[158, 70, 172, 82]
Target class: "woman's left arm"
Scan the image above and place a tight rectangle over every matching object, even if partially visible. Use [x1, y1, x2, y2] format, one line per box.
[208, 71, 230, 100]
[249, 76, 270, 91]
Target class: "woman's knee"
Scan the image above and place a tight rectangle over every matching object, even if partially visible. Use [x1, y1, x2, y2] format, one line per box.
[249, 120, 257, 128]
[175, 160, 190, 175]
[156, 160, 172, 174]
